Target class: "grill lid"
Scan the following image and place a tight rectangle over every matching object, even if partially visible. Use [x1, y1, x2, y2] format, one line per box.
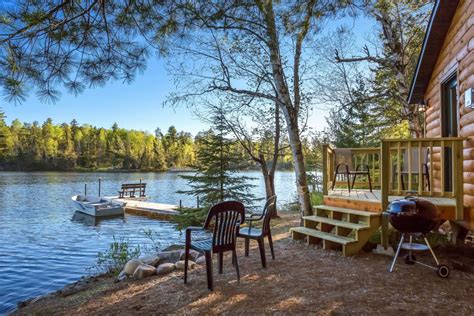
[387, 198, 416, 214]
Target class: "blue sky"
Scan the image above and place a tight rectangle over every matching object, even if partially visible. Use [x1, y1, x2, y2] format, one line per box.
[1, 14, 375, 136]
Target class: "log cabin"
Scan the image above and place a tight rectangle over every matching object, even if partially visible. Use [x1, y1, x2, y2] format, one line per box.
[291, 0, 474, 255]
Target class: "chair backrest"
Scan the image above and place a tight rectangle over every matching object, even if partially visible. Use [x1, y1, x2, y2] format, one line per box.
[261, 195, 277, 235]
[203, 201, 245, 252]
[402, 148, 428, 173]
[334, 148, 353, 170]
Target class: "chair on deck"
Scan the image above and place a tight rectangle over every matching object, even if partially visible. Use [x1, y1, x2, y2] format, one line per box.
[184, 201, 245, 291]
[237, 195, 277, 268]
[392, 148, 430, 191]
[331, 148, 372, 192]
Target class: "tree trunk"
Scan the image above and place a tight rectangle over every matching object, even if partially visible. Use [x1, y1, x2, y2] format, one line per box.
[259, 2, 312, 217]
[260, 154, 278, 217]
[285, 114, 312, 217]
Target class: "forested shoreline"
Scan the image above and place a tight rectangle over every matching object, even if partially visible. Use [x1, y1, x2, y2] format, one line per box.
[0, 115, 302, 172]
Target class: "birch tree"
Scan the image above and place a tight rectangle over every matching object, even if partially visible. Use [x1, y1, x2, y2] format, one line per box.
[165, 1, 353, 216]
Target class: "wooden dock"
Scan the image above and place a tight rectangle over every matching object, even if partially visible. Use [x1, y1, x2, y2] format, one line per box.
[112, 198, 180, 221]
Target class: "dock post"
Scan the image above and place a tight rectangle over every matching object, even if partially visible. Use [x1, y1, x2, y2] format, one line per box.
[98, 178, 101, 197]
[84, 183, 87, 196]
[197, 196, 200, 208]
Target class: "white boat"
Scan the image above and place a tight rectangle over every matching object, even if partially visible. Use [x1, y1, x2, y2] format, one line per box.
[72, 195, 124, 217]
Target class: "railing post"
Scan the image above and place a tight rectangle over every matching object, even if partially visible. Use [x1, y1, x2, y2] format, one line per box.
[381, 140, 390, 248]
[453, 140, 464, 220]
[322, 144, 329, 196]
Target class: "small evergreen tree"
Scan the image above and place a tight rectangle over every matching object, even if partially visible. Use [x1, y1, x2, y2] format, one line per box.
[175, 107, 257, 228]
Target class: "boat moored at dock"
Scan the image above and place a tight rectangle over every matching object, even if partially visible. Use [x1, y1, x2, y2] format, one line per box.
[72, 195, 124, 217]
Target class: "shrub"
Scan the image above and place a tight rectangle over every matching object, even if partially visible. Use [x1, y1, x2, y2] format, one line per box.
[94, 236, 141, 275]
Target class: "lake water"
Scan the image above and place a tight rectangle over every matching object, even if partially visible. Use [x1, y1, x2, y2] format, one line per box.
[0, 171, 297, 313]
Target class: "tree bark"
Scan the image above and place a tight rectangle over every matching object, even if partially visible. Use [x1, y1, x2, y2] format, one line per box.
[258, 0, 312, 216]
[259, 154, 278, 217]
[285, 114, 312, 217]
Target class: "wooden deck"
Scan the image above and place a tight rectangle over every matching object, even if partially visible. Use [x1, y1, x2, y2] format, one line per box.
[327, 189, 456, 206]
[113, 198, 179, 220]
[325, 189, 457, 219]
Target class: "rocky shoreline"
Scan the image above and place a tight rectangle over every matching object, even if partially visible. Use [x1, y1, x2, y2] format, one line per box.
[15, 248, 205, 312]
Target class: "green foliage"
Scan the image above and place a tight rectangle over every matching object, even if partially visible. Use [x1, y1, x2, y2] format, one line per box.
[176, 107, 258, 227]
[94, 236, 141, 275]
[0, 109, 6, 154]
[326, 79, 384, 148]
[0, 1, 173, 104]
[172, 207, 209, 231]
[310, 192, 324, 206]
[0, 118, 195, 171]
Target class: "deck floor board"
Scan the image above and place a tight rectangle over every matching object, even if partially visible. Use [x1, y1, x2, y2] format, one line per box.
[327, 189, 456, 207]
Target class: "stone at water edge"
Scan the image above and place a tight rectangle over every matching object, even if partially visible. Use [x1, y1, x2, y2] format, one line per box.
[140, 255, 160, 267]
[156, 250, 182, 264]
[175, 260, 196, 270]
[115, 270, 128, 282]
[133, 264, 157, 279]
[195, 256, 206, 265]
[179, 249, 200, 261]
[156, 263, 176, 275]
[123, 258, 144, 275]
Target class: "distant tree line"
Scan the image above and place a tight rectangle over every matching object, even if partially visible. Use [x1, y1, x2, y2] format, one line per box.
[0, 117, 197, 171]
[0, 115, 310, 172]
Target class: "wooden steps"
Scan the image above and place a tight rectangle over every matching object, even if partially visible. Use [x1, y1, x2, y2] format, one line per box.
[290, 205, 381, 256]
[291, 227, 356, 244]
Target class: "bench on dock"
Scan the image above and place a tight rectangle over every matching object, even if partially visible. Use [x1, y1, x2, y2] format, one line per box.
[119, 183, 146, 198]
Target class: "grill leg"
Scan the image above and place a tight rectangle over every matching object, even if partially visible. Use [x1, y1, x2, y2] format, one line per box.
[424, 236, 440, 266]
[389, 234, 405, 272]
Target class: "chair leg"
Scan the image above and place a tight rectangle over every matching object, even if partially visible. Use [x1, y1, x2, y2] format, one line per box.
[351, 173, 357, 190]
[258, 237, 266, 268]
[184, 243, 189, 284]
[205, 251, 213, 291]
[267, 232, 275, 260]
[244, 237, 250, 257]
[331, 172, 338, 190]
[218, 252, 223, 274]
[367, 171, 372, 192]
[232, 248, 240, 282]
[346, 171, 351, 193]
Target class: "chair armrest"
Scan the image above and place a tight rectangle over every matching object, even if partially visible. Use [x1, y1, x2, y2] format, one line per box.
[185, 226, 204, 244]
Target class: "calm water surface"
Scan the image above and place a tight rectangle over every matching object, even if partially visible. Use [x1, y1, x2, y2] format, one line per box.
[0, 171, 297, 313]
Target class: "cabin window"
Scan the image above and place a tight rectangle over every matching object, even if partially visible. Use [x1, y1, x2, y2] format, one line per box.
[441, 74, 458, 192]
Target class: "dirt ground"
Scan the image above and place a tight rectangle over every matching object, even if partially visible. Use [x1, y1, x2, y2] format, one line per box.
[16, 213, 474, 315]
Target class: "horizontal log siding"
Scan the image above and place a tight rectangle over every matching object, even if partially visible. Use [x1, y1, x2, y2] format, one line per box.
[424, 0, 474, 211]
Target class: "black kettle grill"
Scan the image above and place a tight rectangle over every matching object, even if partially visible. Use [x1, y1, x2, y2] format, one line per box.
[385, 196, 450, 278]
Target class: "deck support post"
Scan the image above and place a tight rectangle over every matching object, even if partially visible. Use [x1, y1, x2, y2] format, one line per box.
[453, 140, 464, 220]
[380, 140, 390, 249]
[322, 144, 329, 196]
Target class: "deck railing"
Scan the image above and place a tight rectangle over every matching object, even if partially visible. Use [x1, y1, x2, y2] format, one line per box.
[322, 145, 381, 194]
[322, 137, 465, 220]
[381, 137, 465, 220]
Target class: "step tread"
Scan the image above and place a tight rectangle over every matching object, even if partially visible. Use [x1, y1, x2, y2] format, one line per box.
[314, 204, 380, 217]
[303, 215, 370, 230]
[290, 227, 357, 245]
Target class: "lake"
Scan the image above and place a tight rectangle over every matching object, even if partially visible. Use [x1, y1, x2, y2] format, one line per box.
[0, 171, 298, 313]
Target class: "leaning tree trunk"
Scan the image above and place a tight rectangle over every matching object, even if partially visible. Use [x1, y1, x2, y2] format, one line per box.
[285, 115, 313, 217]
[260, 0, 312, 217]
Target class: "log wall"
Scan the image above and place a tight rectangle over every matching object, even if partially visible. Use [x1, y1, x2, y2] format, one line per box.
[424, 0, 474, 218]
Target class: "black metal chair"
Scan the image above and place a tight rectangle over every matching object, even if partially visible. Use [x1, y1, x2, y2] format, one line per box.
[184, 201, 245, 291]
[237, 195, 277, 268]
[331, 148, 372, 192]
